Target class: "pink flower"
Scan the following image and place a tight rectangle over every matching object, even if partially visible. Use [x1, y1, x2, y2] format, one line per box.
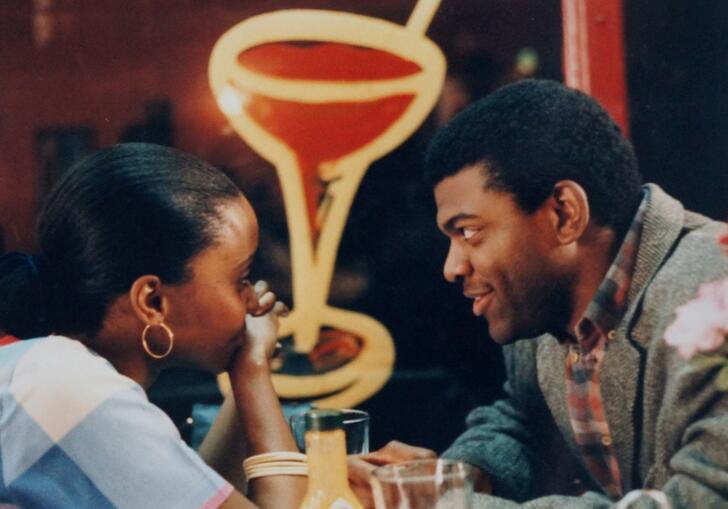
[664, 278, 728, 359]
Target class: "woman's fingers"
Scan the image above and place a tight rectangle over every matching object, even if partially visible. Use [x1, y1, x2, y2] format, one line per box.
[254, 280, 269, 296]
[250, 280, 278, 316]
[241, 281, 291, 364]
[249, 280, 290, 318]
[272, 300, 289, 317]
[257, 291, 275, 310]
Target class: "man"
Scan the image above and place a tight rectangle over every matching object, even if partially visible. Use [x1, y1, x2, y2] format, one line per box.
[350, 79, 728, 508]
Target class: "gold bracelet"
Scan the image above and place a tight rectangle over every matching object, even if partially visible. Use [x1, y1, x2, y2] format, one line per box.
[243, 451, 307, 469]
[245, 464, 309, 480]
[243, 451, 308, 480]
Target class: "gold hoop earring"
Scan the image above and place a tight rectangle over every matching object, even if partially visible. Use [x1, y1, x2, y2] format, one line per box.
[141, 323, 174, 360]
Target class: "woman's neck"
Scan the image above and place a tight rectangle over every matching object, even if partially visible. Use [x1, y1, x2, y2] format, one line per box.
[90, 329, 161, 389]
[91, 298, 163, 389]
[106, 351, 159, 389]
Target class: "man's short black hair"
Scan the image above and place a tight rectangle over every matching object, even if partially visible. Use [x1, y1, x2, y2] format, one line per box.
[424, 79, 643, 234]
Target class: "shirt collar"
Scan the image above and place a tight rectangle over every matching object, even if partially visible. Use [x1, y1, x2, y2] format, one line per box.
[574, 188, 651, 348]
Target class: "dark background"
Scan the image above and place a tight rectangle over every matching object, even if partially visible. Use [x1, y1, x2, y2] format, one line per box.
[1, 0, 726, 452]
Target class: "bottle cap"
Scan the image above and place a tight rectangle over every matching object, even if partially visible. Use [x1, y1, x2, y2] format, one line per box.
[304, 409, 343, 431]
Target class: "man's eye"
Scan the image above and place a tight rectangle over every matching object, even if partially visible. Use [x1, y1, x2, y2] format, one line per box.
[462, 227, 478, 240]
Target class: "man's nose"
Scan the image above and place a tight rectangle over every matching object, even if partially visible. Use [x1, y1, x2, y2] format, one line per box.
[443, 242, 471, 283]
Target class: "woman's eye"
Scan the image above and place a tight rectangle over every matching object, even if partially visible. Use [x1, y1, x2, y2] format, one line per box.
[238, 277, 252, 290]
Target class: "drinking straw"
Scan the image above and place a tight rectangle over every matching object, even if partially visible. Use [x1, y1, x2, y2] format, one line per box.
[406, 0, 443, 34]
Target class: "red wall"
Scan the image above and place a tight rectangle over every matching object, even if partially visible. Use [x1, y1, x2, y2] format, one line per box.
[1, 1, 260, 249]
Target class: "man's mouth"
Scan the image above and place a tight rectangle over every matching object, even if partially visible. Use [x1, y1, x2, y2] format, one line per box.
[464, 286, 495, 317]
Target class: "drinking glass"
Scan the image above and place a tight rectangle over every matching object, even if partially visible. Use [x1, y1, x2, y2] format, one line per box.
[290, 408, 370, 454]
[371, 459, 474, 509]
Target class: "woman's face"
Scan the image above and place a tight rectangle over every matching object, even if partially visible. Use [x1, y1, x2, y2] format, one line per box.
[163, 195, 260, 373]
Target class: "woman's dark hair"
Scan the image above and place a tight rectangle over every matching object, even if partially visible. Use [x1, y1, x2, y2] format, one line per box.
[424, 79, 643, 234]
[0, 143, 242, 339]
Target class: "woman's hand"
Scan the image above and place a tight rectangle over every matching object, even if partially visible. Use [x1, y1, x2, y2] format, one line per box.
[236, 280, 288, 371]
[221, 281, 306, 507]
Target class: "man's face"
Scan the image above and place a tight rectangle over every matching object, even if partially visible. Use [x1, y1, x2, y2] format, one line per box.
[435, 165, 572, 343]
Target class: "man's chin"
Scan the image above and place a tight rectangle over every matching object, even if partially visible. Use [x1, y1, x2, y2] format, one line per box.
[486, 322, 516, 345]
[486, 318, 536, 345]
[490, 321, 550, 345]
[489, 331, 518, 345]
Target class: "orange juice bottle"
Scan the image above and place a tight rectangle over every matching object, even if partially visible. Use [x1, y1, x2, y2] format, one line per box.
[299, 409, 364, 509]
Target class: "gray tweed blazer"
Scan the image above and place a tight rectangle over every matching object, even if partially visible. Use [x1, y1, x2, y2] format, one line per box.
[442, 185, 728, 508]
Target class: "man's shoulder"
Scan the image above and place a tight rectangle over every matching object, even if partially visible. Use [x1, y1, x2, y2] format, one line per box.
[646, 183, 723, 239]
[634, 194, 727, 348]
[642, 184, 727, 288]
[656, 213, 727, 285]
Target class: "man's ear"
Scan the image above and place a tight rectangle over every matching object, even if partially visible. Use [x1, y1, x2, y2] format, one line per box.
[548, 180, 590, 244]
[129, 275, 167, 325]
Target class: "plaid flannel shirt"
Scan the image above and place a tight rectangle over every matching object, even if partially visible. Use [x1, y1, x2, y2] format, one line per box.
[564, 190, 649, 499]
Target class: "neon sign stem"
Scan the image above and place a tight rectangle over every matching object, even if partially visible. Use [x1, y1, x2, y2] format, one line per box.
[406, 0, 442, 34]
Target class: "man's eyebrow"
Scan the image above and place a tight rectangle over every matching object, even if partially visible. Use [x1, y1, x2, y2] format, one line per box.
[442, 213, 479, 233]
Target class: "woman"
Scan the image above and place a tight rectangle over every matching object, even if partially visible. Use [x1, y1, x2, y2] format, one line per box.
[0, 143, 306, 508]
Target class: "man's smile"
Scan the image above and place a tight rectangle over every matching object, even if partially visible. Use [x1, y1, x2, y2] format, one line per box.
[464, 284, 495, 317]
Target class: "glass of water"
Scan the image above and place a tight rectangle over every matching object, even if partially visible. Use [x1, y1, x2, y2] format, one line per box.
[290, 408, 370, 454]
[370, 459, 474, 509]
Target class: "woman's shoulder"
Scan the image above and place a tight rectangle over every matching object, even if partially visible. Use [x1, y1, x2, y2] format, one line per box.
[1, 335, 85, 379]
[4, 335, 127, 381]
[0, 336, 228, 508]
[2, 335, 143, 432]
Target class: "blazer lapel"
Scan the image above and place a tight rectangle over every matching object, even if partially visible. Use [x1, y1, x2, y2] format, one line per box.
[600, 333, 642, 491]
[627, 185, 685, 311]
[600, 184, 685, 491]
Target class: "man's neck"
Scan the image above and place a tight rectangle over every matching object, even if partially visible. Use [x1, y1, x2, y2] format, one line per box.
[565, 225, 620, 334]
